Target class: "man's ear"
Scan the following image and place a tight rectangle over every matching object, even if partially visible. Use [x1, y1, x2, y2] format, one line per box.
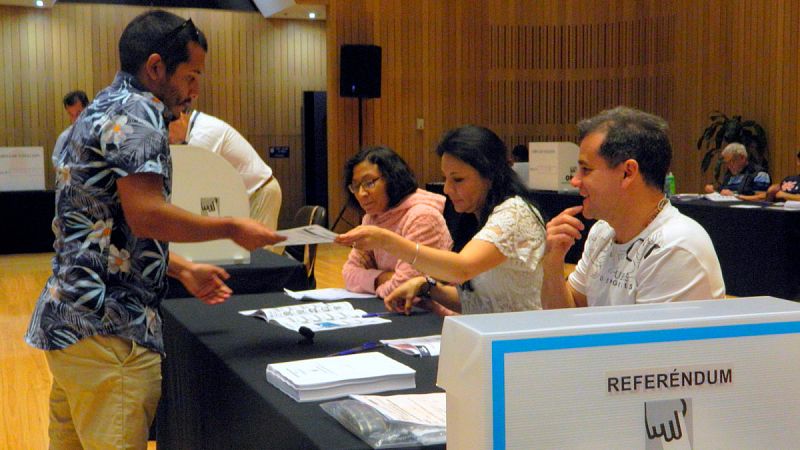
[142, 53, 165, 82]
[621, 159, 638, 186]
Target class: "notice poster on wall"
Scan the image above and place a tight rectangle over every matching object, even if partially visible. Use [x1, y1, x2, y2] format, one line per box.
[0, 147, 45, 191]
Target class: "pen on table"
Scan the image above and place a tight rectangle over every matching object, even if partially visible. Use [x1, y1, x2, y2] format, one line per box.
[327, 341, 384, 357]
[362, 310, 429, 318]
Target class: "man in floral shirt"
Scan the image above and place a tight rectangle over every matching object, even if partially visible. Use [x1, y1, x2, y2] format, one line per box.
[25, 10, 284, 449]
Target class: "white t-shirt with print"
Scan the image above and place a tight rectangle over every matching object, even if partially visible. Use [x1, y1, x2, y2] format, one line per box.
[458, 196, 545, 313]
[568, 202, 725, 306]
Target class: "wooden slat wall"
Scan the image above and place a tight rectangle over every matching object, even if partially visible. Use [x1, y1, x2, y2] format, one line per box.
[326, 0, 800, 227]
[0, 3, 326, 227]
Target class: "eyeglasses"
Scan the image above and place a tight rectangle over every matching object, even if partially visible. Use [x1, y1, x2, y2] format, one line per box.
[151, 18, 200, 56]
[348, 176, 382, 194]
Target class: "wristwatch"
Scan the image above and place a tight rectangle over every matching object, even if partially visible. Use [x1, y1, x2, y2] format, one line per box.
[418, 276, 437, 299]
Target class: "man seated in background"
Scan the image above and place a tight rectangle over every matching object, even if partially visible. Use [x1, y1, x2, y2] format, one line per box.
[542, 106, 725, 309]
[704, 142, 771, 197]
[739, 151, 800, 202]
[169, 105, 282, 232]
[54, 90, 89, 153]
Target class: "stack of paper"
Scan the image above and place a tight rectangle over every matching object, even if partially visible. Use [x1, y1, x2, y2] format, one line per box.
[239, 301, 390, 332]
[267, 352, 416, 402]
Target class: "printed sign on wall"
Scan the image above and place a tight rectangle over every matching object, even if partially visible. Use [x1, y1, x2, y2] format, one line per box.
[0, 147, 45, 191]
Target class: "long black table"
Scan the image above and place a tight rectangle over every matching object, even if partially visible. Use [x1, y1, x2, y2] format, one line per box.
[669, 197, 800, 300]
[157, 292, 445, 449]
[165, 249, 309, 298]
[0, 190, 55, 254]
[425, 183, 799, 300]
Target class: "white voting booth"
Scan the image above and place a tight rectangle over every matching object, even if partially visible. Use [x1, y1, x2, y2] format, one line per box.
[438, 297, 800, 449]
[528, 142, 579, 192]
[170, 144, 250, 264]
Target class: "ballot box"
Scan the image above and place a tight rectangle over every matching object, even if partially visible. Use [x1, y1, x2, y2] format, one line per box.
[438, 297, 800, 449]
[528, 142, 579, 192]
[169, 145, 251, 264]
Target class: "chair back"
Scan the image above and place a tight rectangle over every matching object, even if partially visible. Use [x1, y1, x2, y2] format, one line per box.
[285, 205, 327, 288]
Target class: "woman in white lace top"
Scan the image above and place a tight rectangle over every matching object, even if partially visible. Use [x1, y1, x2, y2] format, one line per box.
[335, 125, 546, 314]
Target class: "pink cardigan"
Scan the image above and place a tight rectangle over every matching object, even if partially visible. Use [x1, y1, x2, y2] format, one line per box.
[342, 189, 453, 298]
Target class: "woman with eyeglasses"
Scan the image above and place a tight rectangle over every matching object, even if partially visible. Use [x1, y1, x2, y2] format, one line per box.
[336, 125, 546, 315]
[341, 146, 453, 305]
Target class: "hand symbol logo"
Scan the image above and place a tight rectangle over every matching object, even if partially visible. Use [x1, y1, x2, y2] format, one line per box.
[645, 398, 692, 448]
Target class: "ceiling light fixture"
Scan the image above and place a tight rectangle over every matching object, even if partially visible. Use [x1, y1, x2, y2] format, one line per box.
[308, 12, 316, 19]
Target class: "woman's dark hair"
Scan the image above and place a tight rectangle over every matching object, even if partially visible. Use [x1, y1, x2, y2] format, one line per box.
[119, 10, 208, 76]
[436, 125, 542, 227]
[344, 146, 418, 211]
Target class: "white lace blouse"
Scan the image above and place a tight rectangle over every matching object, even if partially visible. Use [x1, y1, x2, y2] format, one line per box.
[457, 196, 545, 313]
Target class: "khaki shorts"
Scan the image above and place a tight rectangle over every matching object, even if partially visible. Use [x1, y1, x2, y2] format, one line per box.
[45, 334, 162, 450]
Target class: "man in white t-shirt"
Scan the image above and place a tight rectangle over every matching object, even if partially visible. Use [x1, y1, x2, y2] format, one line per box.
[169, 108, 282, 231]
[541, 106, 725, 308]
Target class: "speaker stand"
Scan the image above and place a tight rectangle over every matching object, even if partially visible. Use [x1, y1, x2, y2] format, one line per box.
[332, 96, 365, 232]
[357, 96, 363, 148]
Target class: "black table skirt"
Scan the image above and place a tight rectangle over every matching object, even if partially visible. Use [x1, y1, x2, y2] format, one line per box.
[165, 248, 309, 298]
[0, 190, 55, 254]
[158, 293, 445, 450]
[669, 198, 799, 300]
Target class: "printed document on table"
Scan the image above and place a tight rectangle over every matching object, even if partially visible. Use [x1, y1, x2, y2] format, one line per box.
[271, 224, 338, 247]
[350, 393, 446, 428]
[239, 301, 389, 332]
[284, 288, 375, 301]
[381, 335, 441, 357]
[704, 192, 739, 202]
[267, 352, 416, 402]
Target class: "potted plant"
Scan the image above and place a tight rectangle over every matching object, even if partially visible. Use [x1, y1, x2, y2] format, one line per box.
[696, 112, 768, 183]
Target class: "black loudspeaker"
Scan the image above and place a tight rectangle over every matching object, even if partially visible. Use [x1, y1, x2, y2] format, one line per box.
[303, 91, 328, 209]
[339, 45, 381, 98]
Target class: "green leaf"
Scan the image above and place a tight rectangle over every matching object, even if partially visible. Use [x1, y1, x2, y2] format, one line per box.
[701, 149, 717, 173]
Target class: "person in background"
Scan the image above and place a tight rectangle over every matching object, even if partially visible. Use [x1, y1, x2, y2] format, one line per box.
[336, 125, 546, 315]
[25, 11, 284, 449]
[54, 90, 90, 154]
[169, 104, 282, 232]
[704, 142, 771, 197]
[542, 106, 725, 309]
[341, 146, 453, 303]
[740, 151, 800, 202]
[511, 143, 530, 187]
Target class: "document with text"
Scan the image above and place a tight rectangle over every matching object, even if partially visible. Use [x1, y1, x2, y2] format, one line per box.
[271, 224, 338, 247]
[239, 301, 389, 332]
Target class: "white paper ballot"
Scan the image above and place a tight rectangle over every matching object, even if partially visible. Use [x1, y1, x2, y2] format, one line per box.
[784, 200, 800, 210]
[284, 288, 375, 301]
[381, 335, 441, 357]
[351, 393, 446, 428]
[272, 224, 338, 247]
[703, 192, 739, 202]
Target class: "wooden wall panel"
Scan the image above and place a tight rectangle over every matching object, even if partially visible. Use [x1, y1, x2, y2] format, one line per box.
[0, 4, 326, 227]
[326, 0, 800, 224]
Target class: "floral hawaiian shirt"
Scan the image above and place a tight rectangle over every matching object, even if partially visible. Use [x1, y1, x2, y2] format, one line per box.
[26, 71, 173, 354]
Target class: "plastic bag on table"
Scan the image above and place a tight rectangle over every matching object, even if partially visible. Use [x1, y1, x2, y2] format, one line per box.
[320, 398, 446, 448]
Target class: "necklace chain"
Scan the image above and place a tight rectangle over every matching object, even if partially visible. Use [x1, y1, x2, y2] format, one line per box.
[645, 197, 669, 228]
